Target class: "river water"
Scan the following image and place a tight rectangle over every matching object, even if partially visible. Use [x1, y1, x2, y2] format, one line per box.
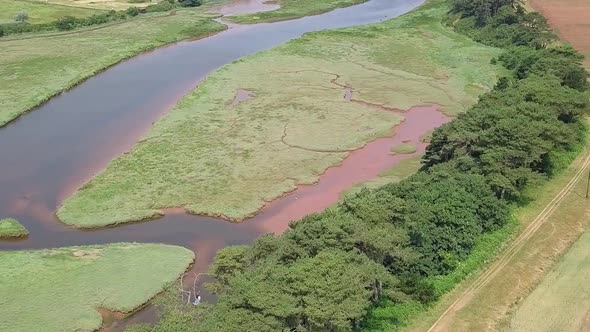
[0, 0, 439, 329]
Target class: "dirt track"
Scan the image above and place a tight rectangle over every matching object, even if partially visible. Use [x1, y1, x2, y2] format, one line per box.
[426, 150, 590, 331]
[424, 3, 590, 329]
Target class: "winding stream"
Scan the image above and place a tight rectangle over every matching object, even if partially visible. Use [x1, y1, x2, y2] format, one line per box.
[0, 0, 443, 329]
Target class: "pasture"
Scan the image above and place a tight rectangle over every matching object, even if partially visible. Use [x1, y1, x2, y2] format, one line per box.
[0, 0, 102, 24]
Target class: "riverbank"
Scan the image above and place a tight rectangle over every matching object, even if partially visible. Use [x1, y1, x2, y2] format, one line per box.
[227, 0, 366, 23]
[0, 7, 226, 128]
[57, 0, 500, 227]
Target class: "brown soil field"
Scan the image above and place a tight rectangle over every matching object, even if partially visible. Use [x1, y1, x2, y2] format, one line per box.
[529, 0, 590, 69]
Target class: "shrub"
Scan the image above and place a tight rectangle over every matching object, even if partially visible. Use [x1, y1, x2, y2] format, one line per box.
[15, 11, 28, 23]
[179, 0, 201, 7]
[145, 1, 175, 12]
[55, 16, 78, 30]
[126, 6, 140, 16]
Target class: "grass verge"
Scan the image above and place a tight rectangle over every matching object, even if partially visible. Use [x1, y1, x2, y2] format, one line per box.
[227, 0, 367, 24]
[0, 218, 29, 238]
[0, 243, 194, 332]
[401, 122, 590, 332]
[57, 0, 500, 227]
[0, 8, 226, 128]
[508, 229, 590, 331]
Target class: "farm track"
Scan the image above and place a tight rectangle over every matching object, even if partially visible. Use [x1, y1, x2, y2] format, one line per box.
[427, 150, 590, 332]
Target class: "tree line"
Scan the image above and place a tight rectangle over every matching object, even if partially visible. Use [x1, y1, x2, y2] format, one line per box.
[129, 0, 589, 331]
[0, 0, 202, 37]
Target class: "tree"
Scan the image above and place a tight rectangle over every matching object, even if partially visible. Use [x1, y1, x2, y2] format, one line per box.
[15, 11, 28, 23]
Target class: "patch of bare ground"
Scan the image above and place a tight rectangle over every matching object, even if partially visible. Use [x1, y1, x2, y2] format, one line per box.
[405, 123, 590, 331]
[528, 0, 590, 69]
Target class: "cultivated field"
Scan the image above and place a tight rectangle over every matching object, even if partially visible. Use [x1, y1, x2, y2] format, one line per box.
[0, 9, 225, 127]
[509, 230, 590, 331]
[0, 243, 194, 332]
[58, 0, 500, 227]
[529, 0, 590, 69]
[227, 0, 366, 23]
[0, 0, 102, 24]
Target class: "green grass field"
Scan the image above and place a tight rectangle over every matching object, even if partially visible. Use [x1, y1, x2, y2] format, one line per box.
[0, 243, 194, 332]
[227, 0, 366, 23]
[0, 0, 103, 24]
[0, 9, 225, 128]
[509, 230, 590, 331]
[57, 0, 500, 228]
[0, 218, 29, 238]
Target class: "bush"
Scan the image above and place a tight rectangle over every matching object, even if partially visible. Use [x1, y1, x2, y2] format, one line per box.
[15, 11, 28, 23]
[179, 0, 201, 7]
[145, 1, 176, 12]
[126, 6, 140, 16]
[54, 16, 78, 30]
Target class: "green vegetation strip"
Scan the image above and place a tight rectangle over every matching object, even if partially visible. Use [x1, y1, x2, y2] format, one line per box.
[228, 0, 367, 24]
[0, 218, 29, 238]
[0, 9, 225, 127]
[58, 0, 499, 227]
[0, 243, 194, 332]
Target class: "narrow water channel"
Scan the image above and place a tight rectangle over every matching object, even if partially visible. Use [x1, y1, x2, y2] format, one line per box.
[0, 0, 435, 329]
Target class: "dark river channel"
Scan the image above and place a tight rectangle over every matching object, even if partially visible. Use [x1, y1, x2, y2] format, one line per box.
[0, 0, 431, 329]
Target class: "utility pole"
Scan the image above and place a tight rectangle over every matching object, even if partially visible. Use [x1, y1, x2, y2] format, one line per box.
[586, 168, 590, 199]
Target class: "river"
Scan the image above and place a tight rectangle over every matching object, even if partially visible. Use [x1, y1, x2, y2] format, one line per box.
[0, 0, 439, 329]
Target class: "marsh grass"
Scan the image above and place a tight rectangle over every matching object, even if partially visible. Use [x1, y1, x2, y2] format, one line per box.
[58, 0, 500, 227]
[0, 218, 29, 238]
[390, 143, 417, 154]
[342, 156, 423, 198]
[0, 9, 225, 127]
[0, 243, 194, 332]
[228, 0, 366, 23]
